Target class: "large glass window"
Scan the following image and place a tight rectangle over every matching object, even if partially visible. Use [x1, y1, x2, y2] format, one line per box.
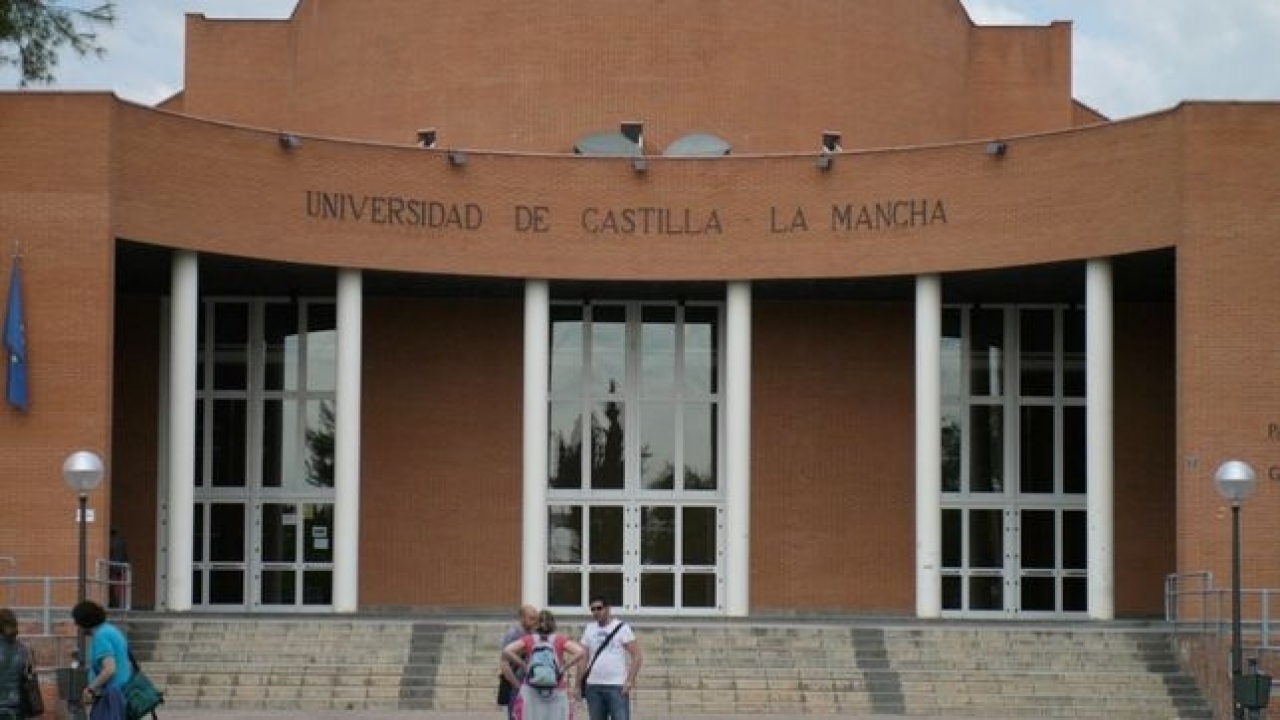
[193, 298, 337, 610]
[940, 305, 1088, 617]
[547, 301, 724, 614]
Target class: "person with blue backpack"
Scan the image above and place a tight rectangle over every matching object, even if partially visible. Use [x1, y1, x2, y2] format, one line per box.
[501, 610, 585, 720]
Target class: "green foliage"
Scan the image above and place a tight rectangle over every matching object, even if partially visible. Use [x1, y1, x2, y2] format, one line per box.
[0, 1, 116, 86]
[305, 400, 336, 488]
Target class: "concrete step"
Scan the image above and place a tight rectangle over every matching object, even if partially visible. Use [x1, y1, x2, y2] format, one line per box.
[121, 616, 1214, 718]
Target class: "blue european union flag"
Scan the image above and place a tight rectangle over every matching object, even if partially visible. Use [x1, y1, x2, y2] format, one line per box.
[5, 257, 28, 412]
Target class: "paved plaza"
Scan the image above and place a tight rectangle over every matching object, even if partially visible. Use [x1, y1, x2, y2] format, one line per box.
[156, 711, 1026, 720]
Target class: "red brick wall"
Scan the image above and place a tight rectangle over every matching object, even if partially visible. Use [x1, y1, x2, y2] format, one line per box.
[967, 23, 1076, 138]
[180, 0, 1073, 152]
[358, 297, 524, 608]
[1114, 302, 1177, 615]
[104, 100, 1188, 284]
[0, 95, 116, 594]
[751, 301, 916, 612]
[1176, 104, 1280, 592]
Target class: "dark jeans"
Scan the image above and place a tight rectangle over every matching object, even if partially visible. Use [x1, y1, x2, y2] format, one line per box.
[583, 684, 629, 720]
[89, 685, 127, 720]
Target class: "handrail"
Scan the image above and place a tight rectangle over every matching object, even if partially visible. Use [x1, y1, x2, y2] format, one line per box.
[0, 560, 133, 674]
[1166, 571, 1279, 650]
[95, 558, 133, 611]
[1, 575, 102, 633]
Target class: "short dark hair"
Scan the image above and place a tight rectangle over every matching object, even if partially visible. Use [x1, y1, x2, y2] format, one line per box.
[72, 600, 107, 630]
[0, 608, 18, 641]
[588, 594, 610, 608]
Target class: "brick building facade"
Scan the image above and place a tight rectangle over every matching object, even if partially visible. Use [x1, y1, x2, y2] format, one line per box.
[0, 0, 1276, 620]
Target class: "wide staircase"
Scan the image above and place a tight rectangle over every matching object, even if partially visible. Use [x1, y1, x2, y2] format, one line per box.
[121, 615, 1212, 718]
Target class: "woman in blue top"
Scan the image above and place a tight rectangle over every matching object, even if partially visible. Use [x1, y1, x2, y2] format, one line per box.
[72, 600, 132, 720]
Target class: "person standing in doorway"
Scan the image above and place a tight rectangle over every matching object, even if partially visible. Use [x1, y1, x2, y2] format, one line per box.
[578, 596, 642, 720]
[499, 604, 539, 720]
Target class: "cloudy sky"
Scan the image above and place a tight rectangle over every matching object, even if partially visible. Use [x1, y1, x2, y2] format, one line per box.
[5, 0, 1279, 120]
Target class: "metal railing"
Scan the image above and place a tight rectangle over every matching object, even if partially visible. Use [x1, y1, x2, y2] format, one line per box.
[0, 574, 115, 632]
[95, 558, 133, 612]
[0, 557, 133, 672]
[1166, 571, 1278, 650]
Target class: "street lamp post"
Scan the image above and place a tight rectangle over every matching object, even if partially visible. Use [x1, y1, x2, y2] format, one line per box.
[63, 450, 104, 720]
[1214, 459, 1257, 720]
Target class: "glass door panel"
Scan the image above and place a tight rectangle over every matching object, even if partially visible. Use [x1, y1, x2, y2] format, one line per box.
[640, 401, 676, 490]
[300, 503, 333, 604]
[209, 399, 247, 487]
[590, 306, 626, 396]
[1019, 510, 1056, 612]
[968, 405, 1003, 492]
[259, 503, 298, 605]
[589, 506, 624, 565]
[548, 402, 584, 490]
[192, 502, 247, 607]
[683, 403, 718, 491]
[258, 502, 333, 607]
[640, 506, 675, 565]
[682, 573, 716, 608]
[966, 509, 1006, 612]
[590, 402, 625, 489]
[1019, 406, 1055, 493]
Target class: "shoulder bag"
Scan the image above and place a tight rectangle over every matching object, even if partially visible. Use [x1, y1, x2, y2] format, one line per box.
[122, 651, 164, 720]
[19, 644, 44, 719]
[578, 622, 625, 697]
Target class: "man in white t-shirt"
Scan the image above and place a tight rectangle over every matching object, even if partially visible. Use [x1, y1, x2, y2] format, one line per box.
[578, 595, 642, 720]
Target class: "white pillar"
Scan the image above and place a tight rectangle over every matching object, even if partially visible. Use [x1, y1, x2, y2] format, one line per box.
[725, 281, 752, 616]
[333, 269, 363, 612]
[165, 251, 198, 611]
[915, 274, 943, 618]
[523, 280, 550, 606]
[1086, 259, 1115, 620]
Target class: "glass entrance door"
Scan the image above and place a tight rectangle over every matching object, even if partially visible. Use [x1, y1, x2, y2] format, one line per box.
[259, 502, 334, 606]
[545, 301, 725, 614]
[190, 298, 337, 610]
[940, 305, 1088, 617]
[192, 499, 334, 609]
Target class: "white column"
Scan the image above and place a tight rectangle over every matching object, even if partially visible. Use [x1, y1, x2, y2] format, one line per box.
[333, 269, 363, 612]
[725, 281, 752, 616]
[1086, 259, 1115, 620]
[165, 251, 198, 611]
[522, 280, 550, 606]
[915, 274, 943, 618]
